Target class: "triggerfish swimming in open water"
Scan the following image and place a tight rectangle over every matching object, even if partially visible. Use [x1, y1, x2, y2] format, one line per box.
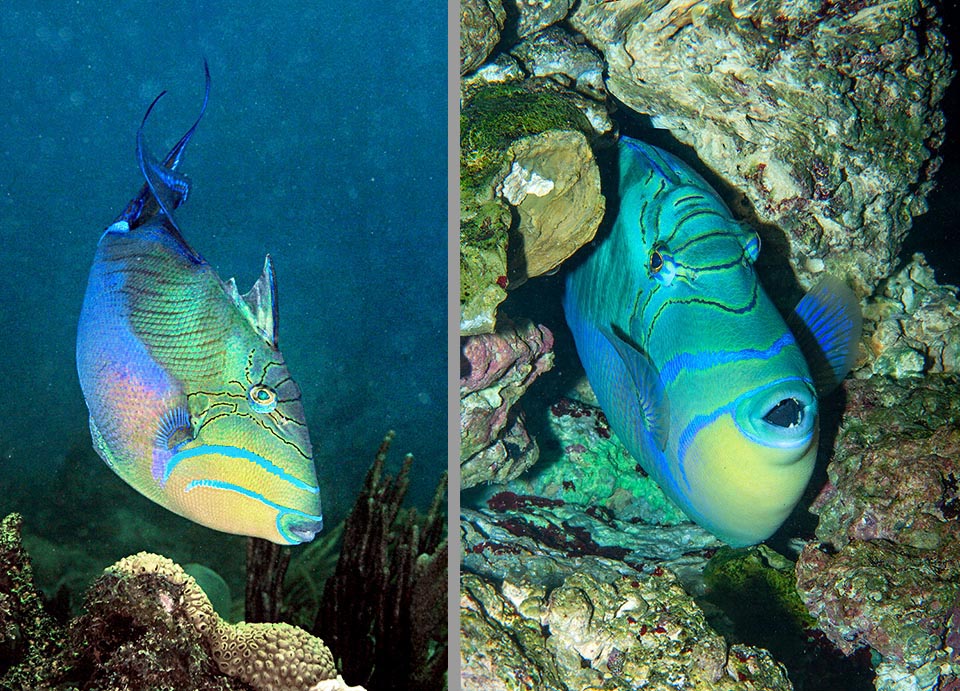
[76, 64, 323, 545]
[564, 136, 861, 546]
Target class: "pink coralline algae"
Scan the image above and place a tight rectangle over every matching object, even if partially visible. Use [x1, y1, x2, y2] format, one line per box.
[460, 317, 554, 489]
[796, 375, 960, 686]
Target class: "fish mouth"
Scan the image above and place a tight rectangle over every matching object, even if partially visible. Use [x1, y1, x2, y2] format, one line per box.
[279, 515, 324, 544]
[736, 379, 817, 450]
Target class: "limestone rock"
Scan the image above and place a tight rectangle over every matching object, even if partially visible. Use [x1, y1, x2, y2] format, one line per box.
[460, 319, 555, 488]
[461, 0, 506, 75]
[863, 253, 960, 377]
[510, 27, 606, 100]
[505, 0, 574, 39]
[497, 129, 605, 284]
[461, 538, 791, 691]
[570, 0, 953, 296]
[795, 375, 960, 691]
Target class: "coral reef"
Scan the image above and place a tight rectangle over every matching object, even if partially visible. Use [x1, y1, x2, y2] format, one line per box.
[796, 375, 960, 691]
[459, 3, 959, 691]
[184, 562, 233, 620]
[461, 528, 792, 691]
[569, 0, 952, 296]
[863, 254, 960, 376]
[63, 551, 348, 691]
[0, 513, 66, 690]
[316, 432, 447, 691]
[460, 318, 555, 488]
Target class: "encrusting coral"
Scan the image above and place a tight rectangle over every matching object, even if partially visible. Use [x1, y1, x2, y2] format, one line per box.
[54, 549, 363, 691]
[108, 552, 354, 691]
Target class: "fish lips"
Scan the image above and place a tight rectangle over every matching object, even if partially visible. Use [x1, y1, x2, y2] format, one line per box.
[278, 512, 324, 545]
[734, 378, 818, 453]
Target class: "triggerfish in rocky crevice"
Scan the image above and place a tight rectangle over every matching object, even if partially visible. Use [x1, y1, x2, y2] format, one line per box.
[564, 136, 861, 546]
[76, 64, 323, 545]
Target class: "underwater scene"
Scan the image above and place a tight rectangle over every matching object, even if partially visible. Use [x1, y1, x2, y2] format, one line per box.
[460, 1, 959, 691]
[1, 1, 446, 689]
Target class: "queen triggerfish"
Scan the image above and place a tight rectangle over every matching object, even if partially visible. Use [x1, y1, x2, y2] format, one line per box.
[76, 64, 323, 545]
[564, 136, 861, 546]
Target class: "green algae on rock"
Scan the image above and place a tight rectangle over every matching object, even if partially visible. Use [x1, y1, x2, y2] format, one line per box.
[570, 0, 953, 297]
[460, 83, 600, 335]
[703, 546, 816, 637]
[471, 395, 688, 526]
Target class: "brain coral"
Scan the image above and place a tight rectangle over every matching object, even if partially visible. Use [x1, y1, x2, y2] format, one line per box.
[108, 552, 350, 691]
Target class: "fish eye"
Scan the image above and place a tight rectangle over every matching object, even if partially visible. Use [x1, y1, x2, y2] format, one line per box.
[650, 250, 664, 273]
[247, 384, 277, 413]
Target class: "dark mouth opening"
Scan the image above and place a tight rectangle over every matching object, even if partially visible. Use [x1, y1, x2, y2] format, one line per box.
[288, 519, 323, 543]
[763, 397, 804, 429]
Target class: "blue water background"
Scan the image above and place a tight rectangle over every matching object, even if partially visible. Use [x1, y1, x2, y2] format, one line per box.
[0, 1, 446, 548]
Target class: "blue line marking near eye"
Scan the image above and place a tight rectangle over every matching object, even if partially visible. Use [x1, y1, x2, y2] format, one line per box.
[658, 332, 795, 388]
[165, 444, 319, 493]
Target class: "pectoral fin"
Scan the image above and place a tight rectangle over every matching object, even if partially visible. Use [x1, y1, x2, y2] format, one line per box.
[790, 275, 863, 394]
[601, 325, 670, 451]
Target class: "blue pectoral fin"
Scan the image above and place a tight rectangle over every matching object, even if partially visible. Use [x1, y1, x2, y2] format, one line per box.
[790, 275, 863, 394]
[600, 325, 670, 451]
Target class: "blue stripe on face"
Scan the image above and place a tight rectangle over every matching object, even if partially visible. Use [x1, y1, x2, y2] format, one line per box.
[675, 376, 811, 488]
[658, 332, 795, 387]
[163, 444, 319, 493]
[184, 478, 324, 543]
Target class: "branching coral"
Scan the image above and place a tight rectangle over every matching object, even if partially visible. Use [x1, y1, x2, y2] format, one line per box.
[0, 513, 66, 690]
[316, 431, 448, 691]
[245, 537, 291, 624]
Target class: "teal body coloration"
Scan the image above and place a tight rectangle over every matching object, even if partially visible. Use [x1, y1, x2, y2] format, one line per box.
[564, 137, 861, 546]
